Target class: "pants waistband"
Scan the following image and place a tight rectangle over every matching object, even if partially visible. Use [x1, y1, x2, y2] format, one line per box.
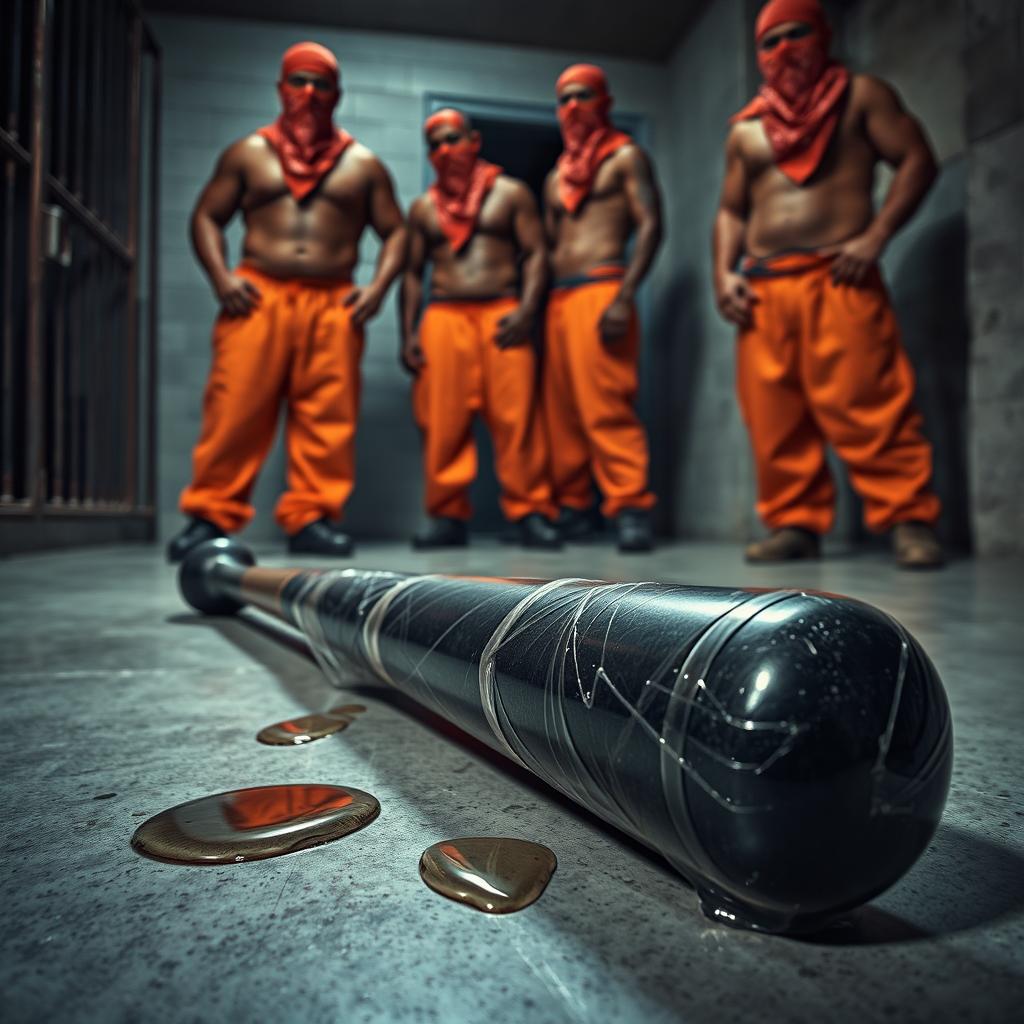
[552, 263, 626, 291]
[425, 292, 518, 307]
[740, 250, 834, 278]
[237, 261, 354, 290]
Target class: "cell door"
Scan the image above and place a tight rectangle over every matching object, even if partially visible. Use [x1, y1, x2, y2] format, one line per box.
[0, 0, 160, 553]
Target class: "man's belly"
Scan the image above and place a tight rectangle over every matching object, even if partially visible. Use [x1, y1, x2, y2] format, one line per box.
[430, 237, 520, 298]
[551, 231, 627, 279]
[241, 232, 360, 281]
[745, 188, 874, 258]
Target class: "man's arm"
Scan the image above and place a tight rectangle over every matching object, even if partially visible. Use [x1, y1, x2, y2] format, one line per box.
[830, 76, 938, 284]
[190, 139, 259, 316]
[344, 155, 409, 326]
[541, 170, 560, 248]
[398, 198, 428, 374]
[600, 146, 663, 342]
[712, 125, 757, 328]
[495, 182, 548, 348]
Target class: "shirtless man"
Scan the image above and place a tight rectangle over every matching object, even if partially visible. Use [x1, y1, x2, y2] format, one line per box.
[543, 64, 663, 553]
[714, 0, 943, 568]
[166, 42, 406, 562]
[400, 109, 559, 549]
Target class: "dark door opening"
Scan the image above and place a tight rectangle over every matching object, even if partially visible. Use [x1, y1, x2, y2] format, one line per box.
[449, 116, 563, 535]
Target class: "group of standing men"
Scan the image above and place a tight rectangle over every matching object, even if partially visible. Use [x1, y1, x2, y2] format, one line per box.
[168, 0, 945, 570]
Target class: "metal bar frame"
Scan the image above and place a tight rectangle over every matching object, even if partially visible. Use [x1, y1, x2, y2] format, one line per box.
[3, 0, 160, 536]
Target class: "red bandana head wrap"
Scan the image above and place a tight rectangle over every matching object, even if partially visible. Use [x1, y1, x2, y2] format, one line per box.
[258, 42, 354, 201]
[555, 64, 632, 214]
[425, 109, 502, 254]
[731, 0, 850, 185]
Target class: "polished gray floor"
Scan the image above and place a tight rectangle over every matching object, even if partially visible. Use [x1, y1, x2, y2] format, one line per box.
[1, 538, 1022, 1023]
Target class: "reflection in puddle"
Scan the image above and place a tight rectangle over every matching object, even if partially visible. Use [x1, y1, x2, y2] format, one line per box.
[420, 837, 556, 913]
[256, 704, 368, 746]
[131, 784, 380, 864]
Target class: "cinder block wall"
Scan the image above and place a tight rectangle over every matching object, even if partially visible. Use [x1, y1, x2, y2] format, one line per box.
[150, 15, 672, 543]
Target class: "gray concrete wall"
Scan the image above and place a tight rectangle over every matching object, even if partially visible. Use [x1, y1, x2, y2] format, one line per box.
[964, 0, 1024, 555]
[659, 0, 756, 541]
[150, 14, 672, 542]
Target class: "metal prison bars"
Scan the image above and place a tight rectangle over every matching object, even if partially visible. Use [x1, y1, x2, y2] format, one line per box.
[0, 0, 160, 528]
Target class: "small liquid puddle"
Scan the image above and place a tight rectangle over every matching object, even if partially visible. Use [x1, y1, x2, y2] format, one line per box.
[419, 837, 556, 914]
[256, 704, 368, 746]
[131, 784, 379, 865]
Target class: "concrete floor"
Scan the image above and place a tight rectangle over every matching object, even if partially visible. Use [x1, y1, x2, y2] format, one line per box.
[1, 538, 1023, 1023]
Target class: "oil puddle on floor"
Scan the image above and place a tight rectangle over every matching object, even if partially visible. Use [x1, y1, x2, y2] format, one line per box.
[419, 837, 557, 913]
[131, 784, 380, 865]
[256, 704, 368, 746]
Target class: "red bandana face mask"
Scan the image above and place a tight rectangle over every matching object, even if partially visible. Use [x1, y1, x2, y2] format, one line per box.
[730, 0, 850, 185]
[277, 78, 339, 153]
[429, 137, 481, 198]
[425, 110, 502, 254]
[257, 42, 355, 202]
[558, 93, 609, 153]
[757, 29, 829, 104]
[555, 64, 632, 214]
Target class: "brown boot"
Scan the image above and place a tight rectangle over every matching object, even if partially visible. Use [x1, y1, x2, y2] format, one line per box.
[744, 528, 821, 563]
[892, 522, 944, 570]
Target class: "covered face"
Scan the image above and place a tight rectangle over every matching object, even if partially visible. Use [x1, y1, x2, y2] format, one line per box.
[425, 108, 481, 197]
[755, 0, 832, 103]
[556, 64, 613, 150]
[277, 41, 341, 149]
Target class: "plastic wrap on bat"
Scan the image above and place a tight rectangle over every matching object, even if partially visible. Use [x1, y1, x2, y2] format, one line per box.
[179, 537, 953, 934]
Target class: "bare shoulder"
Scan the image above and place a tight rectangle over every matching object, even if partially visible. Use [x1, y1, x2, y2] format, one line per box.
[219, 133, 269, 170]
[728, 119, 762, 154]
[850, 73, 904, 112]
[343, 141, 394, 181]
[543, 167, 561, 201]
[408, 193, 432, 222]
[610, 141, 652, 172]
[495, 174, 534, 204]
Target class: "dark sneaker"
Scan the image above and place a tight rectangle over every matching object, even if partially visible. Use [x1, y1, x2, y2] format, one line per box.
[412, 517, 468, 550]
[513, 513, 563, 550]
[615, 508, 653, 553]
[556, 506, 603, 542]
[892, 522, 944, 570]
[166, 517, 226, 564]
[287, 518, 354, 557]
[744, 528, 820, 563]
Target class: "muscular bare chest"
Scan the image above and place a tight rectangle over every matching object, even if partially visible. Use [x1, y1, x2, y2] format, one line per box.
[742, 98, 876, 192]
[424, 185, 516, 246]
[241, 147, 369, 222]
[552, 158, 627, 222]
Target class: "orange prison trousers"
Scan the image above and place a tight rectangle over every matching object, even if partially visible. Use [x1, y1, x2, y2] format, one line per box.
[413, 297, 555, 521]
[737, 254, 940, 534]
[543, 275, 655, 518]
[180, 264, 363, 535]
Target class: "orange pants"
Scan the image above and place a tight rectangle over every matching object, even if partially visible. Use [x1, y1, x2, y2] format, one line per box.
[737, 253, 940, 534]
[180, 265, 363, 535]
[543, 272, 655, 517]
[413, 297, 554, 521]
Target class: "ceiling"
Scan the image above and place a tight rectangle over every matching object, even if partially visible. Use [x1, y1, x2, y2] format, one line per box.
[142, 0, 707, 61]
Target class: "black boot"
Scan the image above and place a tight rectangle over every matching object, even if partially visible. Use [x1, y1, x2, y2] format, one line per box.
[513, 513, 562, 550]
[556, 506, 603, 542]
[412, 517, 468, 550]
[287, 518, 354, 556]
[615, 508, 653, 553]
[166, 517, 226, 564]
